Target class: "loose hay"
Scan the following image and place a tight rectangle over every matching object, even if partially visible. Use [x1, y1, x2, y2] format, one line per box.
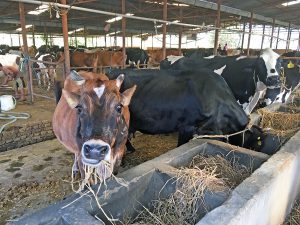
[258, 108, 300, 138]
[129, 154, 251, 225]
[284, 200, 300, 225]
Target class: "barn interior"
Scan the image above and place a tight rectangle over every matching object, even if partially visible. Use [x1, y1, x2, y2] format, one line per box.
[0, 1, 300, 225]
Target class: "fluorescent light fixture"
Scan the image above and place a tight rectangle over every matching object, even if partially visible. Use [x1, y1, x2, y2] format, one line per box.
[28, 5, 48, 15]
[107, 31, 121, 36]
[145, 1, 189, 7]
[106, 13, 134, 23]
[68, 27, 84, 34]
[156, 20, 180, 28]
[135, 32, 149, 37]
[282, 0, 300, 6]
[16, 24, 32, 31]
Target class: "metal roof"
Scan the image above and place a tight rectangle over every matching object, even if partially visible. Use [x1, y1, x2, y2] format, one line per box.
[0, 0, 299, 37]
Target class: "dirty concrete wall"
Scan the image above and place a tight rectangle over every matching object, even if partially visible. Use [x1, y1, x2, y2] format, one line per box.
[197, 130, 300, 225]
[0, 120, 55, 152]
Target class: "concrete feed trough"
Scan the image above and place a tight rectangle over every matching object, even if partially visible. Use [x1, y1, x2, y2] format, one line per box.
[11, 138, 270, 225]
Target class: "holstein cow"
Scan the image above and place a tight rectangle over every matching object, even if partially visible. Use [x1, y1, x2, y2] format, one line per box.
[125, 48, 149, 68]
[161, 48, 282, 114]
[106, 68, 264, 152]
[52, 71, 136, 180]
[276, 60, 300, 103]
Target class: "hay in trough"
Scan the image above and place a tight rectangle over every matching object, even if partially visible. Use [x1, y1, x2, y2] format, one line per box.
[190, 154, 252, 189]
[258, 108, 300, 138]
[129, 154, 250, 225]
[284, 200, 300, 225]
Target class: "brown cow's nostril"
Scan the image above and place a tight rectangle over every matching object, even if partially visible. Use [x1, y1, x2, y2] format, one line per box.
[99, 146, 109, 155]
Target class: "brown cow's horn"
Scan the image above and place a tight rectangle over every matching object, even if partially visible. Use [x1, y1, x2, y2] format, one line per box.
[70, 70, 85, 85]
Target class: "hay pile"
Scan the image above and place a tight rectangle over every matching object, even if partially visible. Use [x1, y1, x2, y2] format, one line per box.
[284, 200, 300, 225]
[258, 108, 300, 138]
[129, 154, 251, 225]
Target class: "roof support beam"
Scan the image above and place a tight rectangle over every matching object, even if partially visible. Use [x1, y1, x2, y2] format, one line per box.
[174, 0, 299, 28]
[213, 0, 221, 55]
[240, 22, 246, 51]
[260, 24, 265, 50]
[61, 0, 70, 76]
[162, 0, 167, 59]
[247, 12, 253, 57]
[270, 18, 275, 48]
[121, 0, 126, 68]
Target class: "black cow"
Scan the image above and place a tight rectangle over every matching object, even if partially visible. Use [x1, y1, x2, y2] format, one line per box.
[106, 68, 257, 152]
[161, 48, 282, 114]
[125, 48, 149, 68]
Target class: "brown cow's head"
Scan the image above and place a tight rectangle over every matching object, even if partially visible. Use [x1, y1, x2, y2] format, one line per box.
[63, 73, 136, 180]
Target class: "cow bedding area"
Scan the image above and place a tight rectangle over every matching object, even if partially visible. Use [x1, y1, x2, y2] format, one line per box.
[125, 154, 251, 225]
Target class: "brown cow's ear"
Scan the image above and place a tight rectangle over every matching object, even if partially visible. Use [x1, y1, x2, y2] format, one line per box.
[121, 85, 137, 106]
[62, 89, 80, 109]
[116, 74, 125, 89]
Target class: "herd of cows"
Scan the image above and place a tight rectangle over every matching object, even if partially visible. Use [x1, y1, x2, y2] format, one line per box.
[1, 44, 299, 179]
[49, 46, 300, 179]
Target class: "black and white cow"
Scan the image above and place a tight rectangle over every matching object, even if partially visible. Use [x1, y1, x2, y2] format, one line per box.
[125, 48, 149, 68]
[161, 48, 282, 114]
[33, 53, 57, 89]
[106, 68, 265, 152]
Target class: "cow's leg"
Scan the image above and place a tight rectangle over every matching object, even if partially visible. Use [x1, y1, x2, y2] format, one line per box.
[178, 126, 195, 146]
[126, 139, 136, 153]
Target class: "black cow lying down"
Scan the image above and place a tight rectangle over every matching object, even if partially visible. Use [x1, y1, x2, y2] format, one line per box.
[106, 68, 265, 152]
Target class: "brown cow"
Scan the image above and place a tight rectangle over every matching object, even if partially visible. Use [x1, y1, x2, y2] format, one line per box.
[148, 49, 182, 66]
[52, 70, 136, 182]
[70, 50, 125, 69]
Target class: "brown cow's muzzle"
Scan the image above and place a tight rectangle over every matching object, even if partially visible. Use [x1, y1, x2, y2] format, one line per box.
[81, 139, 111, 166]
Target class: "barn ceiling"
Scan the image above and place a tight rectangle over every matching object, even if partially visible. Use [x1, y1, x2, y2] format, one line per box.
[0, 0, 298, 38]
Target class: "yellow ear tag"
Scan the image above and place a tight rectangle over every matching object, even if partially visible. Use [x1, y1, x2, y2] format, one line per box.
[258, 140, 262, 146]
[287, 61, 295, 69]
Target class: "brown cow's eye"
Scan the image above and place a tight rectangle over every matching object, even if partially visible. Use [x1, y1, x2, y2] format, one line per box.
[116, 104, 122, 113]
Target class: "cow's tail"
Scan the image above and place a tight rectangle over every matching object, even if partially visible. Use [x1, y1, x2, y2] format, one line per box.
[54, 79, 64, 104]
